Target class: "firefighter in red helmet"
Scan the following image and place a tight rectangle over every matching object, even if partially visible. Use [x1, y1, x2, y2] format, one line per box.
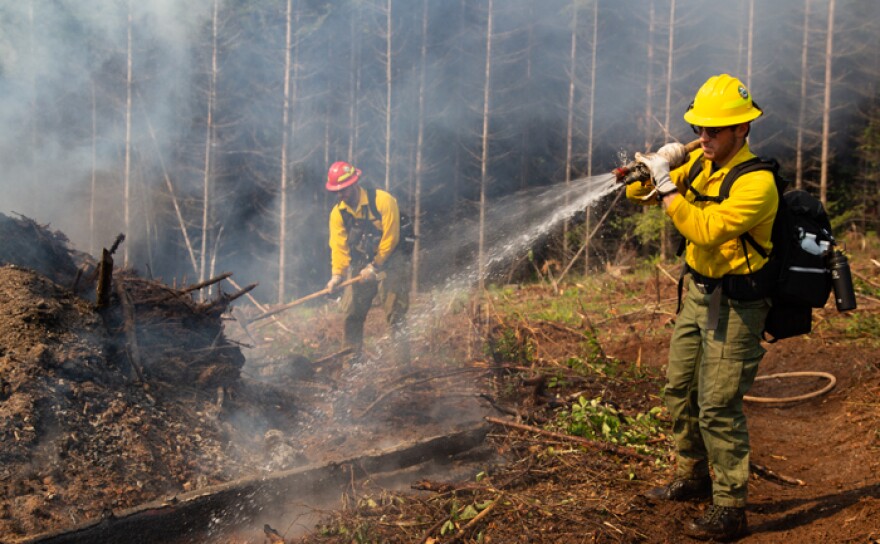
[325, 161, 411, 363]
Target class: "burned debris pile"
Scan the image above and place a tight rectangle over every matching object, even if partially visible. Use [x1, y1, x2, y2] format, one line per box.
[104, 271, 248, 388]
[0, 215, 260, 541]
[0, 213, 81, 287]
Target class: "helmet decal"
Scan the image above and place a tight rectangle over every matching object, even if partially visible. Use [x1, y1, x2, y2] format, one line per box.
[738, 85, 749, 99]
[339, 164, 356, 182]
[326, 160, 361, 191]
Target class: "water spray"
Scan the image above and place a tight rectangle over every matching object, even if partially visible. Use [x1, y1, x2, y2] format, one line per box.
[611, 138, 702, 185]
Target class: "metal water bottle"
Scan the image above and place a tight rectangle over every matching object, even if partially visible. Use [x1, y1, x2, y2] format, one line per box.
[829, 249, 857, 311]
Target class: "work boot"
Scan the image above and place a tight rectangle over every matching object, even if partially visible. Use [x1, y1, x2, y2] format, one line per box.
[684, 505, 747, 541]
[645, 476, 712, 502]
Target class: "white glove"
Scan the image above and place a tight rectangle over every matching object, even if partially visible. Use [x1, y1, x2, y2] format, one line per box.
[635, 152, 678, 199]
[326, 274, 343, 293]
[359, 264, 378, 282]
[656, 142, 688, 169]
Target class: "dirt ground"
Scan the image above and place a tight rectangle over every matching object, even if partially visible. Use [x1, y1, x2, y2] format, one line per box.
[601, 292, 880, 543]
[281, 264, 880, 543]
[1, 215, 878, 543]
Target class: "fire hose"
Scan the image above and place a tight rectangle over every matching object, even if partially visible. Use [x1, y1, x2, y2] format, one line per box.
[744, 371, 837, 404]
[612, 138, 702, 185]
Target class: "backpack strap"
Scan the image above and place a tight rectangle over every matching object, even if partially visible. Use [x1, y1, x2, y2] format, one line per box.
[719, 157, 781, 260]
[686, 156, 777, 261]
[683, 153, 725, 204]
[338, 186, 384, 265]
[367, 187, 381, 222]
[675, 154, 778, 313]
[339, 186, 381, 227]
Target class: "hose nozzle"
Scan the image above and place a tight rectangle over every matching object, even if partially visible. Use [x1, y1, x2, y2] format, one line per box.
[613, 138, 701, 185]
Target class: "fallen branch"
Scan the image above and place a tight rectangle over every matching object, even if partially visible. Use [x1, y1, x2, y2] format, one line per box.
[222, 282, 257, 304]
[851, 268, 880, 291]
[485, 416, 652, 462]
[655, 263, 679, 284]
[225, 276, 294, 335]
[592, 300, 678, 325]
[448, 495, 501, 543]
[311, 347, 355, 367]
[750, 462, 805, 486]
[115, 282, 145, 383]
[355, 368, 490, 419]
[141, 272, 234, 305]
[418, 516, 450, 544]
[181, 271, 233, 295]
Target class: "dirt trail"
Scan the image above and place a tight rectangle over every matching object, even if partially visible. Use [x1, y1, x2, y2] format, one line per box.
[744, 340, 880, 543]
[600, 292, 880, 542]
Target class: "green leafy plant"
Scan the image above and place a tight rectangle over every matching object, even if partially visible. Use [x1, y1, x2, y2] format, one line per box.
[551, 396, 665, 454]
[843, 312, 880, 341]
[486, 327, 535, 363]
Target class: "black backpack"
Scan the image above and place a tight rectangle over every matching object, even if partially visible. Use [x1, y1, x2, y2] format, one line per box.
[339, 186, 416, 260]
[684, 155, 835, 341]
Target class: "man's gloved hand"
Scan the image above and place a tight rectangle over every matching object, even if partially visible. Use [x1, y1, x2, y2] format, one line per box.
[656, 142, 688, 168]
[635, 152, 678, 199]
[326, 274, 343, 293]
[359, 263, 378, 282]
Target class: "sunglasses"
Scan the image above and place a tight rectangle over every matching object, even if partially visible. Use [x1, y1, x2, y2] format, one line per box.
[690, 125, 733, 138]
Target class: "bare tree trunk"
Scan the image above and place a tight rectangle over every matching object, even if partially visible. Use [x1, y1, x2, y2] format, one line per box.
[384, 0, 393, 191]
[584, 0, 598, 274]
[478, 0, 494, 293]
[820, 0, 836, 205]
[796, 0, 811, 190]
[137, 164, 154, 275]
[746, 0, 754, 88]
[28, 1, 37, 212]
[521, 4, 534, 190]
[199, 0, 219, 300]
[660, 0, 676, 262]
[411, 0, 428, 295]
[123, 0, 133, 267]
[563, 2, 578, 259]
[277, 0, 293, 303]
[90, 79, 97, 256]
[662, 0, 675, 141]
[644, 0, 655, 152]
[142, 107, 199, 276]
[348, 3, 361, 160]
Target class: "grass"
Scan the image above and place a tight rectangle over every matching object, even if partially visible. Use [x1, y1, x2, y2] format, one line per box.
[488, 265, 669, 327]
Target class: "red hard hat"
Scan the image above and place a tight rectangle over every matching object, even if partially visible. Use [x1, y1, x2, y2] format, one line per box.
[326, 161, 361, 191]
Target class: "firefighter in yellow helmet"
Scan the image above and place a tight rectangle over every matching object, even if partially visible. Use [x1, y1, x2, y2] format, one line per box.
[325, 161, 411, 364]
[627, 74, 776, 541]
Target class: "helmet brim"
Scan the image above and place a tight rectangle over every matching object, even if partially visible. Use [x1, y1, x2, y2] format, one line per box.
[683, 108, 762, 127]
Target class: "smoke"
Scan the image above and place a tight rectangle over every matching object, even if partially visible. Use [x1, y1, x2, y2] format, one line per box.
[0, 0, 877, 297]
[0, 0, 211, 253]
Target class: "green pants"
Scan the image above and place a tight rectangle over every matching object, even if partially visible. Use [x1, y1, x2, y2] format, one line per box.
[342, 249, 411, 358]
[665, 279, 769, 507]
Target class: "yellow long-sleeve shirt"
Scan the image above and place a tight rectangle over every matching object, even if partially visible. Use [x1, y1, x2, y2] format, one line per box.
[627, 143, 778, 278]
[328, 186, 400, 276]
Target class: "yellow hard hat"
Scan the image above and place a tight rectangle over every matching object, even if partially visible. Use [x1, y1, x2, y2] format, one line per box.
[683, 74, 763, 127]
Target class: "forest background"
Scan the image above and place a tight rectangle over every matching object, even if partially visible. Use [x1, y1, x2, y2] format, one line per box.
[1, 0, 879, 304]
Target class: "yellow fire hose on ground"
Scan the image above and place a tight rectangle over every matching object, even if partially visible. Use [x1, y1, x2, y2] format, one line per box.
[744, 371, 837, 404]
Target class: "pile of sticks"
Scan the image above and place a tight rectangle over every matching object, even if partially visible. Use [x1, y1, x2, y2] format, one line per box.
[104, 269, 255, 389]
